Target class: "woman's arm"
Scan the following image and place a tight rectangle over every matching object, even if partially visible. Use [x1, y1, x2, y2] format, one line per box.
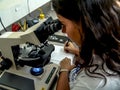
[56, 57, 76, 90]
[56, 71, 70, 90]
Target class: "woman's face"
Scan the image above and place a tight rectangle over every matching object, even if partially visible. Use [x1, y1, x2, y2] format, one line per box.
[57, 15, 83, 47]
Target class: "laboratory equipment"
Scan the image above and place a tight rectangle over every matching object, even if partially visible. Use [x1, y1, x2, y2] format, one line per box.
[0, 17, 62, 90]
[0, 17, 61, 70]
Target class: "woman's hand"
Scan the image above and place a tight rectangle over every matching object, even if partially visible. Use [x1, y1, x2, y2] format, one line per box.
[64, 41, 79, 56]
[57, 57, 75, 90]
[60, 57, 76, 71]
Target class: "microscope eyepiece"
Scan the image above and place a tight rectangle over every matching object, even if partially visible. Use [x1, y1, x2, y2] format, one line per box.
[44, 19, 62, 34]
[34, 17, 62, 43]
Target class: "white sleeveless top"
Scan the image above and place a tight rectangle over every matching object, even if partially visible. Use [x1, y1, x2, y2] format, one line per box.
[69, 55, 120, 90]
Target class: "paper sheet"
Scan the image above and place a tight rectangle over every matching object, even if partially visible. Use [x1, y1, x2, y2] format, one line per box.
[51, 45, 74, 64]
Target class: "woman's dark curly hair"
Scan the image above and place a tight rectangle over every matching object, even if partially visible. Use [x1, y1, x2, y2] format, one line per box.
[52, 0, 120, 84]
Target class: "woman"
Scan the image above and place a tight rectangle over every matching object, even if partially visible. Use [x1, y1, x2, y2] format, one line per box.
[51, 0, 120, 90]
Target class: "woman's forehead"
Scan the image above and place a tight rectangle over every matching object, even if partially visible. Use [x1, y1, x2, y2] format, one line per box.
[57, 14, 71, 23]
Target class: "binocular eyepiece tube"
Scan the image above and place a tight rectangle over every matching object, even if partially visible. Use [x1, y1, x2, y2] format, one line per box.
[34, 17, 62, 43]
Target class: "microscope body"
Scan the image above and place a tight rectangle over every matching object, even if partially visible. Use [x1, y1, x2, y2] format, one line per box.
[0, 17, 62, 90]
[0, 17, 62, 70]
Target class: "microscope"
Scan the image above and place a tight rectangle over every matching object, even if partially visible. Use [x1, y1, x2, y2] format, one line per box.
[0, 16, 65, 90]
[0, 17, 62, 70]
[0, 17, 62, 90]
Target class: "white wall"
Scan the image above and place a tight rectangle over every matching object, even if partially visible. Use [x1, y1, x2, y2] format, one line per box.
[0, 0, 50, 31]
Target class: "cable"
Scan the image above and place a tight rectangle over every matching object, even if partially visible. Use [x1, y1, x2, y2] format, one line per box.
[27, 0, 33, 18]
[0, 17, 7, 32]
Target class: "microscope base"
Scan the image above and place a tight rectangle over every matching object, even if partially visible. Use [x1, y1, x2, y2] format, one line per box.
[0, 63, 59, 90]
